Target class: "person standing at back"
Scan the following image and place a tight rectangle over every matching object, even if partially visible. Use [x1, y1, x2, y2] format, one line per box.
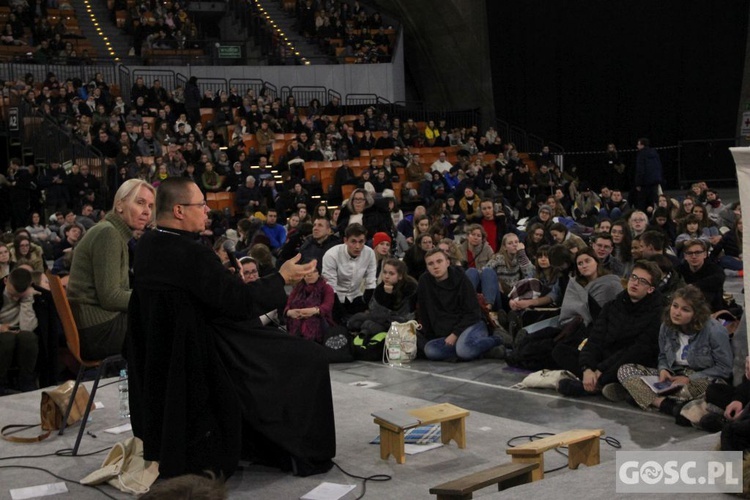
[634, 137, 662, 212]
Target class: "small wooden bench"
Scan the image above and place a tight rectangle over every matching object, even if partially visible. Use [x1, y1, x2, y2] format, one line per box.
[373, 403, 469, 464]
[429, 462, 538, 500]
[505, 429, 604, 481]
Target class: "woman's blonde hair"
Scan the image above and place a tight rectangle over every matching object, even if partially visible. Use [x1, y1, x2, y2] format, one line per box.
[113, 178, 156, 213]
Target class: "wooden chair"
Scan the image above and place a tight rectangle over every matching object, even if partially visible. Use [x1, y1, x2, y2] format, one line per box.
[200, 108, 215, 127]
[319, 168, 335, 196]
[341, 184, 356, 201]
[47, 272, 123, 456]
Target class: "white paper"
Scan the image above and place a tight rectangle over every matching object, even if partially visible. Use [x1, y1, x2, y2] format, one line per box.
[10, 482, 68, 500]
[404, 443, 443, 455]
[348, 381, 381, 388]
[479, 426, 492, 431]
[94, 401, 104, 409]
[300, 482, 356, 500]
[103, 423, 132, 434]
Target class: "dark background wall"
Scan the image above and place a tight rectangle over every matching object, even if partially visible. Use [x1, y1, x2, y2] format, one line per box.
[372, 0, 748, 186]
[487, 1, 749, 153]
[372, 0, 495, 125]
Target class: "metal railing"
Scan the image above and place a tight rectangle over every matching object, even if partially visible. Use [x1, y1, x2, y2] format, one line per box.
[494, 117, 564, 156]
[15, 99, 107, 191]
[176, 73, 228, 96]
[228, 78, 268, 100]
[0, 60, 119, 88]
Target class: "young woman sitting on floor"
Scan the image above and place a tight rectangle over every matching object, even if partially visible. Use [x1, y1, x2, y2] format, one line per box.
[614, 285, 732, 418]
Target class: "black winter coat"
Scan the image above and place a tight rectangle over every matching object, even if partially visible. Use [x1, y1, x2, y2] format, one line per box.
[579, 289, 663, 380]
[127, 227, 335, 478]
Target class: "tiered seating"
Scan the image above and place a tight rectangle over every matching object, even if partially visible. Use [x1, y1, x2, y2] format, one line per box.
[0, 5, 97, 62]
[105, 0, 204, 64]
[271, 0, 396, 64]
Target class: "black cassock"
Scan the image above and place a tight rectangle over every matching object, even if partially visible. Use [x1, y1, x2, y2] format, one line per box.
[126, 227, 336, 479]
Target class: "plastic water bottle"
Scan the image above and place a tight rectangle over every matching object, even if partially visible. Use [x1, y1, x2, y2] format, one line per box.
[386, 324, 402, 367]
[118, 369, 130, 419]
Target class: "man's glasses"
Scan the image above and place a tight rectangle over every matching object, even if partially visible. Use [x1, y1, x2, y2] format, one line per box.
[177, 201, 207, 208]
[628, 274, 652, 287]
[684, 250, 705, 257]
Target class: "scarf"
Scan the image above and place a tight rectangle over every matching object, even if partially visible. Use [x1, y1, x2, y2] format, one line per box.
[285, 277, 334, 343]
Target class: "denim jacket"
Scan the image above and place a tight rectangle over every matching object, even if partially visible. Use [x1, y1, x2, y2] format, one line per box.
[658, 318, 733, 380]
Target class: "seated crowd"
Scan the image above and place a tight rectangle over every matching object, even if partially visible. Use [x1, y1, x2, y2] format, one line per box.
[110, 0, 202, 58]
[0, 77, 745, 454]
[0, 0, 95, 64]
[293, 0, 395, 63]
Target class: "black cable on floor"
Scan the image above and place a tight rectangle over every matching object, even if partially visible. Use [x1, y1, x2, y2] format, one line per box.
[506, 433, 621, 474]
[331, 460, 391, 500]
[0, 446, 112, 461]
[0, 446, 115, 497]
[0, 464, 118, 499]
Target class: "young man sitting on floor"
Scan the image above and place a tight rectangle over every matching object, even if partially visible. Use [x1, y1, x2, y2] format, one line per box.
[417, 248, 503, 361]
[555, 260, 663, 398]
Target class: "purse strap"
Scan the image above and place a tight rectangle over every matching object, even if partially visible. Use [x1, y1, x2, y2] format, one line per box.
[1, 423, 51, 443]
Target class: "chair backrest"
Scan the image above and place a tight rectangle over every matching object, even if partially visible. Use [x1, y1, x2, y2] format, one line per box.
[341, 184, 356, 201]
[46, 272, 84, 364]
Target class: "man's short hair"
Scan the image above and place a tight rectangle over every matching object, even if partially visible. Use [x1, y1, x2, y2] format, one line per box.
[424, 247, 449, 261]
[549, 222, 568, 234]
[8, 267, 32, 293]
[313, 216, 331, 227]
[684, 238, 708, 252]
[594, 232, 613, 245]
[155, 177, 195, 218]
[632, 259, 662, 285]
[640, 230, 665, 251]
[344, 223, 367, 239]
[648, 253, 674, 275]
[139, 472, 226, 500]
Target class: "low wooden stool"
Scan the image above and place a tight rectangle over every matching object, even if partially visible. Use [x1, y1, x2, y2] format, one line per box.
[373, 403, 470, 464]
[430, 461, 538, 499]
[505, 429, 604, 481]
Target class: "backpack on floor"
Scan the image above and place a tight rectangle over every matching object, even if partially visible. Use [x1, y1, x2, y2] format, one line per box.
[505, 326, 560, 371]
[323, 324, 355, 364]
[352, 331, 386, 361]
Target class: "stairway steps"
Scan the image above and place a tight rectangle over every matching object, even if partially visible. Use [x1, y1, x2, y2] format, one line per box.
[257, 0, 331, 63]
[69, 0, 132, 60]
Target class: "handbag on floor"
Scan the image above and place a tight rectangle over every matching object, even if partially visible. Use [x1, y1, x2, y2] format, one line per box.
[80, 437, 159, 495]
[1, 380, 92, 443]
[514, 369, 578, 390]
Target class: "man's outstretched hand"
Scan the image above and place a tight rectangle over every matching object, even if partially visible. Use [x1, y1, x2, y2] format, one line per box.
[279, 254, 317, 284]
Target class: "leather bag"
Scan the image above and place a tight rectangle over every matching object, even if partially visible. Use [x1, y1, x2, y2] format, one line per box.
[1, 380, 92, 443]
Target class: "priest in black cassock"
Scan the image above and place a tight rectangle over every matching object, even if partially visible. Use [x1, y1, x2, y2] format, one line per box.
[126, 177, 336, 479]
